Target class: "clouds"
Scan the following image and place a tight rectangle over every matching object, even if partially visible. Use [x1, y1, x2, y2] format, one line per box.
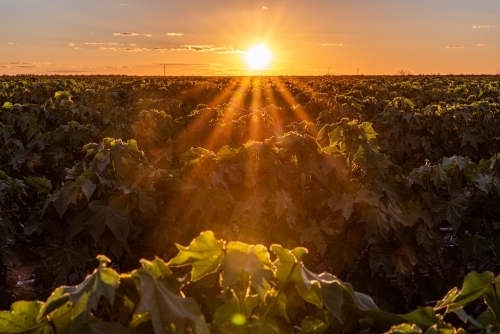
[85, 42, 119, 45]
[262, 6, 268, 9]
[446, 45, 462, 49]
[153, 63, 206, 66]
[319, 43, 343, 47]
[68, 43, 80, 49]
[472, 25, 497, 29]
[167, 33, 183, 36]
[477, 44, 488, 47]
[97, 44, 243, 54]
[2, 62, 54, 69]
[113, 32, 151, 37]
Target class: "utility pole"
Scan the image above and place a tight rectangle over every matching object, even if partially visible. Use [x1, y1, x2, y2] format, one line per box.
[327, 67, 330, 75]
[357, 68, 359, 76]
[157, 64, 169, 76]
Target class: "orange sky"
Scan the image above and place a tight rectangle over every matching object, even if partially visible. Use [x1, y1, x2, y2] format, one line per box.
[1, 0, 499, 75]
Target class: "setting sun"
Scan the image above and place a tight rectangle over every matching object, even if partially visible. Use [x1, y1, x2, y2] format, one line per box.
[244, 44, 273, 70]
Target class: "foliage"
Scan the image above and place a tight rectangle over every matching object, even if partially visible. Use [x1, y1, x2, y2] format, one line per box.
[1, 76, 500, 331]
[1, 233, 500, 333]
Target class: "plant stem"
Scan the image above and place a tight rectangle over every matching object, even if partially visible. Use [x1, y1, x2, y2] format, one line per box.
[262, 260, 298, 318]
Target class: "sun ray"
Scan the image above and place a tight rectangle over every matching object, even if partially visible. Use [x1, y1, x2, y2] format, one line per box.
[272, 78, 319, 136]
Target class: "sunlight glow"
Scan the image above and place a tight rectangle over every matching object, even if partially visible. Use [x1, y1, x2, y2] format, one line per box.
[244, 44, 273, 70]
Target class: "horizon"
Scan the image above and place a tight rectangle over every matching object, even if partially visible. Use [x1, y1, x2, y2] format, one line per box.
[1, 0, 499, 76]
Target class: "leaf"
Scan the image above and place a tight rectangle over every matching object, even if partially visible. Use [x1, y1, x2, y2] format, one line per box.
[76, 176, 96, 202]
[431, 164, 451, 189]
[429, 191, 468, 230]
[39, 256, 119, 327]
[387, 323, 422, 333]
[98, 236, 130, 259]
[271, 189, 297, 225]
[168, 231, 224, 281]
[360, 206, 390, 238]
[229, 196, 266, 227]
[185, 187, 233, 224]
[221, 242, 273, 299]
[320, 154, 348, 179]
[436, 271, 493, 312]
[0, 301, 52, 333]
[328, 229, 364, 271]
[298, 219, 328, 255]
[134, 264, 208, 334]
[46, 242, 92, 282]
[212, 295, 246, 332]
[84, 199, 130, 244]
[2, 102, 13, 109]
[139, 193, 158, 216]
[87, 322, 130, 334]
[300, 310, 334, 334]
[313, 271, 403, 326]
[217, 145, 238, 160]
[42, 181, 78, 217]
[331, 193, 354, 220]
[0, 245, 21, 267]
[271, 244, 322, 307]
[0, 123, 15, 144]
[24, 176, 52, 194]
[459, 234, 490, 263]
[180, 147, 215, 163]
[95, 151, 111, 172]
[473, 172, 493, 193]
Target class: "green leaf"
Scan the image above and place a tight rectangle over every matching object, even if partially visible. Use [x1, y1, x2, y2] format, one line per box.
[401, 307, 444, 330]
[168, 231, 224, 281]
[301, 310, 334, 334]
[271, 244, 322, 307]
[212, 294, 247, 333]
[1, 245, 21, 266]
[430, 191, 468, 231]
[2, 102, 13, 109]
[431, 164, 451, 189]
[221, 242, 273, 299]
[217, 145, 238, 160]
[250, 317, 285, 334]
[298, 219, 329, 256]
[24, 176, 52, 194]
[0, 301, 51, 333]
[185, 187, 233, 224]
[0, 123, 16, 146]
[271, 189, 297, 226]
[42, 181, 78, 217]
[320, 154, 348, 179]
[84, 199, 130, 244]
[229, 196, 266, 227]
[46, 242, 92, 282]
[76, 176, 96, 202]
[134, 264, 208, 334]
[436, 271, 493, 311]
[39, 255, 119, 326]
[473, 172, 493, 193]
[387, 323, 422, 333]
[331, 193, 354, 220]
[139, 193, 158, 216]
[180, 147, 215, 163]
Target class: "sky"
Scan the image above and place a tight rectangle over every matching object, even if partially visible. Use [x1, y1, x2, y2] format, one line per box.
[1, 0, 499, 75]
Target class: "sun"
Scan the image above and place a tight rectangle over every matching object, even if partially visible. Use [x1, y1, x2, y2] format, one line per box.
[244, 44, 273, 70]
